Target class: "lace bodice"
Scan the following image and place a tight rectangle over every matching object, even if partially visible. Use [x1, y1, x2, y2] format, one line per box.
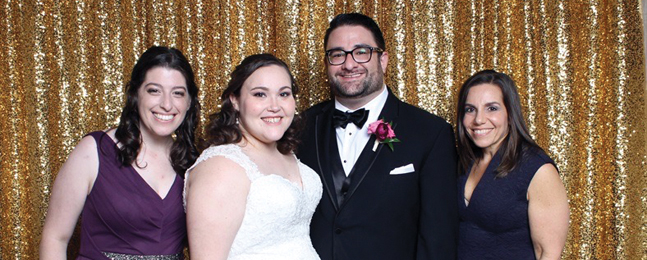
[184, 144, 322, 260]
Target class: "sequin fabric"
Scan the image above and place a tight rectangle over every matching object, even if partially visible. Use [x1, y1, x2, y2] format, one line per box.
[102, 252, 182, 260]
[1, 1, 645, 259]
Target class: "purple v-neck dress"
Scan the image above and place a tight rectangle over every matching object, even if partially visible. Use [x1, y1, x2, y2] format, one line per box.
[77, 131, 186, 259]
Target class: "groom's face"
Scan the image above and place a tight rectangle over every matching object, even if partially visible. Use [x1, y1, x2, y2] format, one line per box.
[325, 25, 388, 102]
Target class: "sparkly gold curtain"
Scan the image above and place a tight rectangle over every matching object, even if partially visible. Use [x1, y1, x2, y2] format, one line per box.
[1, 0, 645, 259]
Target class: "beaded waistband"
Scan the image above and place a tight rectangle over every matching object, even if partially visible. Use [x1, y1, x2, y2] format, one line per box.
[102, 252, 182, 260]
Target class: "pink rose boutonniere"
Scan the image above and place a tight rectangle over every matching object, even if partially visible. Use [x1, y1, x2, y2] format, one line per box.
[367, 119, 400, 151]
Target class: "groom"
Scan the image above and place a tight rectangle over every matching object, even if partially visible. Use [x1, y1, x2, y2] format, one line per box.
[297, 13, 458, 260]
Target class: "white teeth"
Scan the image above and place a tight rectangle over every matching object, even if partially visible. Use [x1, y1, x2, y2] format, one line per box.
[263, 117, 280, 123]
[154, 113, 173, 121]
[474, 129, 491, 135]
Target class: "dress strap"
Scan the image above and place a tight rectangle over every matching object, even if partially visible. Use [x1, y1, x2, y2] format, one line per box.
[183, 144, 262, 210]
[86, 131, 110, 147]
[188, 144, 261, 181]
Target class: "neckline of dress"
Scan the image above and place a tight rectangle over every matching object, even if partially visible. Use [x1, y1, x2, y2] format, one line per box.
[231, 144, 305, 191]
[103, 132, 179, 201]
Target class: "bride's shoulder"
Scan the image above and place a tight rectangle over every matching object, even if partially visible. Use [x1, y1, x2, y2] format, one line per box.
[185, 146, 250, 191]
[188, 145, 247, 176]
[200, 143, 243, 157]
[183, 145, 251, 212]
[189, 154, 245, 178]
[194, 144, 247, 165]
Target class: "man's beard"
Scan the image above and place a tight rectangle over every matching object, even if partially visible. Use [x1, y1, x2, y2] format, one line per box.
[330, 69, 384, 99]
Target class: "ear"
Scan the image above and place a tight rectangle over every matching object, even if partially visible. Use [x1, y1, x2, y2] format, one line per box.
[379, 51, 389, 73]
[229, 94, 240, 111]
[323, 54, 332, 73]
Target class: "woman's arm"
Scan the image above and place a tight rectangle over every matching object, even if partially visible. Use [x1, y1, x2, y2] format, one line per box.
[527, 163, 570, 260]
[185, 156, 250, 260]
[39, 136, 99, 259]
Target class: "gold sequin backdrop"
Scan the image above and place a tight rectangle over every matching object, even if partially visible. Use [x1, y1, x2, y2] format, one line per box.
[0, 0, 645, 259]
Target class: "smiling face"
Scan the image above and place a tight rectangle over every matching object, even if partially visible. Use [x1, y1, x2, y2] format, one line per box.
[230, 64, 296, 147]
[326, 25, 388, 109]
[137, 67, 190, 140]
[462, 83, 509, 155]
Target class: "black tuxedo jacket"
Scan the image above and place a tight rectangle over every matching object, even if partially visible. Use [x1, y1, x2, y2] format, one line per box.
[297, 90, 459, 260]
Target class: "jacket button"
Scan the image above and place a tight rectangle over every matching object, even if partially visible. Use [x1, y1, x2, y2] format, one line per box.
[335, 228, 342, 234]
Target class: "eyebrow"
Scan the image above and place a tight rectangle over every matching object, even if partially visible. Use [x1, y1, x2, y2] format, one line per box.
[144, 82, 162, 88]
[464, 101, 501, 107]
[250, 86, 269, 91]
[353, 44, 373, 48]
[144, 82, 187, 89]
[326, 44, 374, 51]
[250, 86, 292, 91]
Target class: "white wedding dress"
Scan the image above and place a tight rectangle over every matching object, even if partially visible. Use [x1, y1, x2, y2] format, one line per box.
[184, 144, 322, 260]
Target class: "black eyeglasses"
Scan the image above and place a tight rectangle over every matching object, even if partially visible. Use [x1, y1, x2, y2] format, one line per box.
[325, 46, 384, 65]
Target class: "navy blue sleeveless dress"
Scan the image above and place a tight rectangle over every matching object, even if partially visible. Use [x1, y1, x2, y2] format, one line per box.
[457, 147, 555, 260]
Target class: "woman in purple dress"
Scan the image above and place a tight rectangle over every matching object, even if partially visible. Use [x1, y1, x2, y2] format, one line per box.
[40, 46, 200, 259]
[456, 70, 569, 259]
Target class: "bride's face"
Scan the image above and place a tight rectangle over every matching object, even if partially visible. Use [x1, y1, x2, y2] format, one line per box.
[231, 65, 296, 146]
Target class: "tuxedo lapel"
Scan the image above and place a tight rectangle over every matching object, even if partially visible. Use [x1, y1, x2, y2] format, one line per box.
[339, 90, 400, 209]
[313, 103, 341, 211]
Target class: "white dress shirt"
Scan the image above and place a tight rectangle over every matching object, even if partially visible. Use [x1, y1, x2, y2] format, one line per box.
[334, 86, 389, 176]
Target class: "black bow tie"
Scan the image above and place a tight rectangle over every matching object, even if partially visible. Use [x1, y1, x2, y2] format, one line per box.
[332, 108, 369, 129]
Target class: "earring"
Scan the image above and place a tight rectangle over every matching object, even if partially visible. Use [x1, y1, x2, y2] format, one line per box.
[236, 117, 239, 125]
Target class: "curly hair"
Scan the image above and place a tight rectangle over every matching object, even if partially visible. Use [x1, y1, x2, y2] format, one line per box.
[456, 69, 542, 178]
[114, 46, 200, 177]
[203, 53, 303, 155]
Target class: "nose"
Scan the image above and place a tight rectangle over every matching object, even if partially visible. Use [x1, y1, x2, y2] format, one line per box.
[342, 52, 359, 70]
[474, 110, 485, 125]
[160, 93, 172, 111]
[267, 96, 280, 112]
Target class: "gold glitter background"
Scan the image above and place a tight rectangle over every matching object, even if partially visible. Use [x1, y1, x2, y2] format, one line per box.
[1, 0, 645, 259]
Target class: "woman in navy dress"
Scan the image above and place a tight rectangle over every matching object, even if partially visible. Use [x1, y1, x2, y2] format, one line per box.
[40, 46, 200, 259]
[455, 70, 569, 260]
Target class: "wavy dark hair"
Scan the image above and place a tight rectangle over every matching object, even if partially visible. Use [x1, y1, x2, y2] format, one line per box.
[115, 46, 200, 177]
[203, 53, 302, 155]
[456, 69, 542, 178]
[324, 13, 386, 51]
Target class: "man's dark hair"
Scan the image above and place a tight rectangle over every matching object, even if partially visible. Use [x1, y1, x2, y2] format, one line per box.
[324, 13, 385, 50]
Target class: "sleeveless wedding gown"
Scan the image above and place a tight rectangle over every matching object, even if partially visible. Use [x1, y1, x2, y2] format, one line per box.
[184, 144, 322, 260]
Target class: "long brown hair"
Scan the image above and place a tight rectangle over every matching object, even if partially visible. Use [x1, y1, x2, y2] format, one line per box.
[115, 46, 200, 177]
[202, 53, 303, 154]
[456, 70, 542, 178]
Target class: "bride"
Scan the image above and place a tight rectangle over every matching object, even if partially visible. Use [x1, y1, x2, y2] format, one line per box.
[184, 53, 322, 259]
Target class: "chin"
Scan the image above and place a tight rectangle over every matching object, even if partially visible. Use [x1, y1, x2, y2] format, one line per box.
[268, 135, 286, 143]
[264, 132, 288, 143]
[152, 128, 178, 138]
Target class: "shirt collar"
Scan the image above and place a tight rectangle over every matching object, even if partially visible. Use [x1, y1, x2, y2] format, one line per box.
[334, 85, 388, 116]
